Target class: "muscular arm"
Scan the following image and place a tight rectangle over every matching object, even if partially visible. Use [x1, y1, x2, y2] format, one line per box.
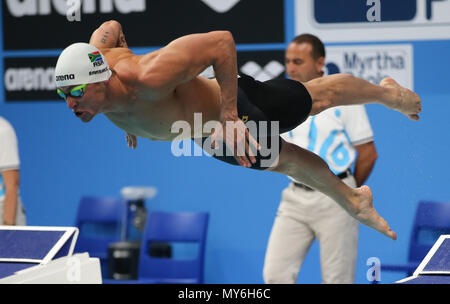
[2, 169, 20, 225]
[91, 21, 139, 145]
[89, 20, 128, 49]
[115, 27, 255, 165]
[141, 31, 259, 166]
[140, 31, 238, 112]
[353, 141, 378, 187]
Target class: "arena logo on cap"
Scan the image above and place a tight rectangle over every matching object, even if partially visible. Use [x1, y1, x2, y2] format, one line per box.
[56, 74, 75, 82]
[88, 52, 104, 67]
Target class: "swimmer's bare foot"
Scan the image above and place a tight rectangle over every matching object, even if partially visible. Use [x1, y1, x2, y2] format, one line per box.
[380, 78, 421, 121]
[351, 185, 397, 240]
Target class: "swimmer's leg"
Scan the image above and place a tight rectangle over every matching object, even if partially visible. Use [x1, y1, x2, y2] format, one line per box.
[269, 138, 397, 240]
[304, 73, 421, 121]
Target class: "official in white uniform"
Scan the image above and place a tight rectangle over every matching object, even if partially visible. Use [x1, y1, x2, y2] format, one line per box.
[263, 34, 378, 284]
[0, 116, 26, 226]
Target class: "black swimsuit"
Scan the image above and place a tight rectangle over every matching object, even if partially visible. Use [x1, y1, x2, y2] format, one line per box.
[202, 74, 313, 170]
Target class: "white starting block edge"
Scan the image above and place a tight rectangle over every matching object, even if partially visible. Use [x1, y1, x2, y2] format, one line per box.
[395, 235, 450, 283]
[0, 226, 79, 265]
[0, 226, 102, 284]
[0, 253, 102, 284]
[413, 235, 450, 276]
[395, 276, 416, 283]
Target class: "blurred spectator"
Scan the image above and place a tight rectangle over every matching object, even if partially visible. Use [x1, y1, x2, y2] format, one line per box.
[0, 116, 26, 226]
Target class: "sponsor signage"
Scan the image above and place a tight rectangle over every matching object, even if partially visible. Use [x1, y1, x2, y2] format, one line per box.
[3, 50, 287, 102]
[200, 50, 286, 81]
[314, 0, 417, 23]
[324, 44, 414, 90]
[237, 50, 286, 82]
[4, 57, 59, 101]
[296, 0, 450, 42]
[2, 0, 284, 50]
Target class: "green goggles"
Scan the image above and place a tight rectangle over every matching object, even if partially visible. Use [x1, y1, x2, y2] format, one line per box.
[57, 84, 87, 100]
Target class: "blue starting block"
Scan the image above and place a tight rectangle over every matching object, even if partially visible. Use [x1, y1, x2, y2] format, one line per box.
[0, 226, 102, 284]
[397, 235, 450, 284]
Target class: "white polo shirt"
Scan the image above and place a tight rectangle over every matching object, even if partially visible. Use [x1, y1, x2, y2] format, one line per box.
[0, 117, 20, 199]
[282, 105, 374, 178]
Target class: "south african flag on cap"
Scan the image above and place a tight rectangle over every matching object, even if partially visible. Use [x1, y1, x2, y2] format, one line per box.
[88, 52, 102, 62]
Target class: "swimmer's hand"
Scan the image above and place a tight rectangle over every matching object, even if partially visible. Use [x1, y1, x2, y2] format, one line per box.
[126, 133, 137, 149]
[211, 110, 261, 168]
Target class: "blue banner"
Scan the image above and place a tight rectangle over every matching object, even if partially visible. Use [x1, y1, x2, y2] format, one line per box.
[313, 0, 417, 23]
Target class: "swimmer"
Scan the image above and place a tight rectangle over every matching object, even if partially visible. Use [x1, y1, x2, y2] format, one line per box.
[55, 20, 422, 240]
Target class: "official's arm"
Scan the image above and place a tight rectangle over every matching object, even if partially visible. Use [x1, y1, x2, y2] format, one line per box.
[353, 141, 378, 187]
[2, 169, 20, 225]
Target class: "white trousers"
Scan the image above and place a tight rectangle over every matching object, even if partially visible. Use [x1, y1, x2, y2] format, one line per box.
[0, 196, 26, 226]
[263, 176, 358, 284]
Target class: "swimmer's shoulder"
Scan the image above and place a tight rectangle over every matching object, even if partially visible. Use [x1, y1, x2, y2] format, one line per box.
[103, 47, 139, 72]
[101, 47, 135, 63]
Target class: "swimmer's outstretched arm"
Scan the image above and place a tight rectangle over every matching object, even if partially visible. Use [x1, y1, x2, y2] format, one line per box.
[138, 31, 259, 167]
[139, 31, 238, 105]
[90, 20, 135, 148]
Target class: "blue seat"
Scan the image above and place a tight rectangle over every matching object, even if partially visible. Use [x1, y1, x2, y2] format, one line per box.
[381, 201, 450, 277]
[104, 211, 209, 284]
[74, 196, 126, 276]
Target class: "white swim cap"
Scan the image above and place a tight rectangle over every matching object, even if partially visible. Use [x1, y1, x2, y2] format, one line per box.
[55, 42, 112, 87]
